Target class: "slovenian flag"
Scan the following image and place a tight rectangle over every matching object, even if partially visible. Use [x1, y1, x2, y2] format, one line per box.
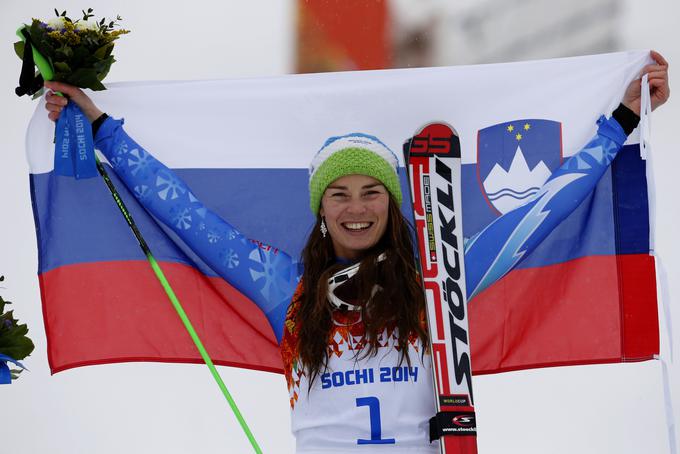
[26, 51, 658, 376]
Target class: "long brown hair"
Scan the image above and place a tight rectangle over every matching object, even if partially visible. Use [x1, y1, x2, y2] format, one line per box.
[297, 196, 428, 385]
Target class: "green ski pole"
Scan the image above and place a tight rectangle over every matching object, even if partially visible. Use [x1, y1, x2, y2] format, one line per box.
[17, 25, 262, 454]
[95, 159, 262, 454]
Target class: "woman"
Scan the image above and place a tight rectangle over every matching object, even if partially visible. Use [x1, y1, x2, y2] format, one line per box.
[43, 51, 669, 453]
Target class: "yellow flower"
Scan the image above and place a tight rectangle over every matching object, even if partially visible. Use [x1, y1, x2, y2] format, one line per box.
[47, 31, 65, 41]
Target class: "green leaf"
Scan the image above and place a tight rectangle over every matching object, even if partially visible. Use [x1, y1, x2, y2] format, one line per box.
[1, 308, 14, 320]
[10, 369, 23, 380]
[55, 43, 74, 60]
[67, 67, 105, 90]
[31, 88, 45, 100]
[53, 61, 71, 73]
[0, 323, 35, 360]
[72, 45, 91, 63]
[29, 21, 41, 40]
[88, 78, 106, 91]
[93, 55, 114, 76]
[13, 41, 24, 60]
[97, 58, 114, 81]
[93, 43, 114, 59]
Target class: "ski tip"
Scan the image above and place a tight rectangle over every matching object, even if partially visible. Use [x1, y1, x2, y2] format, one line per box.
[404, 122, 461, 159]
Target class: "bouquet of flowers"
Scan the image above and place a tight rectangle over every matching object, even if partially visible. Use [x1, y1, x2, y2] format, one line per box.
[14, 8, 129, 96]
[0, 276, 34, 384]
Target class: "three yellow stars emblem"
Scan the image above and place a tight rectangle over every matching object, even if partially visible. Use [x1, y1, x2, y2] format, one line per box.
[507, 122, 531, 141]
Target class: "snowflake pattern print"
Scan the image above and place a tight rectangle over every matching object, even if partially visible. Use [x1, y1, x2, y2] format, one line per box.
[220, 248, 240, 269]
[127, 148, 152, 177]
[156, 170, 186, 201]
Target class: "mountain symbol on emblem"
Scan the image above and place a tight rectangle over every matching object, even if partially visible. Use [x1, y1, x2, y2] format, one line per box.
[483, 145, 551, 214]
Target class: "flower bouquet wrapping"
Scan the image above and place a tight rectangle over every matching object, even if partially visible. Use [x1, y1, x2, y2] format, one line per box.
[0, 276, 35, 384]
[14, 8, 129, 97]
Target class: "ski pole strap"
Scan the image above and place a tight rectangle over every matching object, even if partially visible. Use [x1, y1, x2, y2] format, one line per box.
[429, 411, 478, 442]
[15, 28, 44, 97]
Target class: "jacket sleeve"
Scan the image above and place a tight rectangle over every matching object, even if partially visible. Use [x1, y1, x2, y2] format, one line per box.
[94, 117, 300, 343]
[463, 114, 629, 300]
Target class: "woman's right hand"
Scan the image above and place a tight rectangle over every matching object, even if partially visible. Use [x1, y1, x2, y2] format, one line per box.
[44, 81, 104, 123]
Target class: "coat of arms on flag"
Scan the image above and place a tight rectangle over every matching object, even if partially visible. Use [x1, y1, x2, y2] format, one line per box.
[477, 119, 563, 215]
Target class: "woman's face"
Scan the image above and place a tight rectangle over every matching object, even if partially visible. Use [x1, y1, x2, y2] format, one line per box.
[319, 174, 390, 261]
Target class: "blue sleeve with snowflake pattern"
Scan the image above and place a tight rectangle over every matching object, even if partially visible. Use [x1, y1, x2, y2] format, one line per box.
[94, 117, 300, 343]
[464, 115, 629, 300]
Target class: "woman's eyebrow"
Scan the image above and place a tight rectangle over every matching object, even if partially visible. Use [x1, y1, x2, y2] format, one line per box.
[326, 183, 384, 190]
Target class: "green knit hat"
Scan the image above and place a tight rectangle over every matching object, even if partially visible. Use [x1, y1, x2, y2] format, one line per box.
[309, 133, 402, 214]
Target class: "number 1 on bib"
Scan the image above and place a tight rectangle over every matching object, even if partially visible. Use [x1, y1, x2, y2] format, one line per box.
[403, 123, 478, 454]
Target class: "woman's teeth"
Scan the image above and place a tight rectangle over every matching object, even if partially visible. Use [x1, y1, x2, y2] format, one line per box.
[343, 222, 372, 231]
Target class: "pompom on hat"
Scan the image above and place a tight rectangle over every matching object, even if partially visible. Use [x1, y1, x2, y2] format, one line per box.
[308, 133, 402, 214]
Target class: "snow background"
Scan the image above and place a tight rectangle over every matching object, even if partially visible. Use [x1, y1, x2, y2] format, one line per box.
[1, 1, 678, 453]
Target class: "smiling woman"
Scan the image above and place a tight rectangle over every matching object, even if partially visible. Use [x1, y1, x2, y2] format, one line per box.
[295, 133, 431, 449]
[299, 134, 429, 406]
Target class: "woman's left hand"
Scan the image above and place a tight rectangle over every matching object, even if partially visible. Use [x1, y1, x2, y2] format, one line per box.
[622, 50, 670, 115]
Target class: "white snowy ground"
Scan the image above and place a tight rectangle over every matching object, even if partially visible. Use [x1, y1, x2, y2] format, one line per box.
[1, 1, 678, 453]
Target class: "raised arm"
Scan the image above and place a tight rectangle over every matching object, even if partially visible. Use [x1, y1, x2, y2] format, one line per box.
[463, 51, 669, 299]
[44, 82, 300, 343]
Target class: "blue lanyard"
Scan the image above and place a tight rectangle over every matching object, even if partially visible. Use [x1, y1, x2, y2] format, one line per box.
[54, 102, 98, 179]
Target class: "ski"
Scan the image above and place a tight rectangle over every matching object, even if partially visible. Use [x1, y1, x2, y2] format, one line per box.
[403, 123, 478, 454]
